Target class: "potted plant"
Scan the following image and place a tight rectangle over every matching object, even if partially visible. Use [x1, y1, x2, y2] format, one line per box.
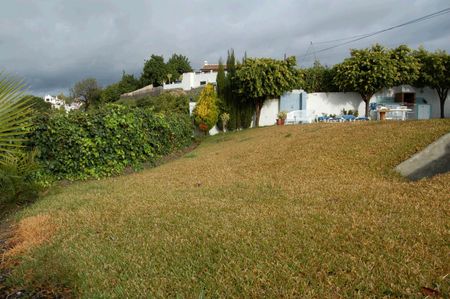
[378, 106, 389, 121]
[220, 112, 230, 132]
[277, 111, 287, 125]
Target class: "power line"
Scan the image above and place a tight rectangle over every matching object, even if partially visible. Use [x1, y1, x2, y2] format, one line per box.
[313, 33, 372, 45]
[299, 7, 450, 59]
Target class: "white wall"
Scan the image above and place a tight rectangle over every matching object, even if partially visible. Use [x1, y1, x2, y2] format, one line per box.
[307, 86, 450, 118]
[416, 87, 450, 118]
[164, 72, 217, 91]
[307, 92, 366, 116]
[257, 98, 279, 126]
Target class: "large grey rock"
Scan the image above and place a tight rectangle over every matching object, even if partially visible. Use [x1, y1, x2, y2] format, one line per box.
[396, 133, 450, 180]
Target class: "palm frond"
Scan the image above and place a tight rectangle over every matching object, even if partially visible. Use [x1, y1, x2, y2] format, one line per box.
[0, 72, 32, 162]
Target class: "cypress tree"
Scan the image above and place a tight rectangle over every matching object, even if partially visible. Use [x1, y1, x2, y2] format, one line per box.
[216, 58, 226, 100]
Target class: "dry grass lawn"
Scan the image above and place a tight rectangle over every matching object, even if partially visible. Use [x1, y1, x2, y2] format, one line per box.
[3, 120, 450, 298]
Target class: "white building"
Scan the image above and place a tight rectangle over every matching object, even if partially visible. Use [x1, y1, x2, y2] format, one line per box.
[256, 85, 450, 126]
[43, 95, 82, 112]
[65, 101, 83, 111]
[44, 95, 65, 109]
[163, 61, 222, 91]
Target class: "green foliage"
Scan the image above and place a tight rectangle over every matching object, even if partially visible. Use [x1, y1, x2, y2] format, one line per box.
[216, 59, 226, 100]
[70, 78, 102, 111]
[141, 55, 169, 87]
[31, 104, 193, 180]
[137, 92, 190, 115]
[220, 112, 230, 131]
[302, 61, 338, 92]
[414, 47, 450, 118]
[390, 45, 421, 85]
[0, 150, 41, 204]
[236, 56, 299, 126]
[140, 53, 192, 87]
[101, 72, 140, 103]
[167, 54, 193, 79]
[22, 95, 52, 113]
[0, 73, 34, 161]
[193, 84, 219, 133]
[217, 50, 254, 131]
[334, 44, 420, 116]
[341, 108, 359, 117]
[277, 111, 287, 120]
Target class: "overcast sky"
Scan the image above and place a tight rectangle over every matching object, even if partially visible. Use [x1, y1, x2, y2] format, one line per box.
[1, 0, 449, 96]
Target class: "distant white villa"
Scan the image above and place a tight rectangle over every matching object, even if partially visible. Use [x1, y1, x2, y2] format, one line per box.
[163, 61, 224, 91]
[44, 95, 82, 111]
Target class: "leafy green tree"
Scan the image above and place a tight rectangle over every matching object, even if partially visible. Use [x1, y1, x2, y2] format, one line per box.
[0, 73, 33, 161]
[193, 84, 219, 133]
[414, 47, 450, 118]
[167, 54, 193, 79]
[302, 60, 338, 92]
[101, 83, 122, 103]
[236, 56, 299, 127]
[101, 72, 140, 103]
[140, 55, 168, 87]
[390, 45, 421, 85]
[334, 44, 419, 117]
[70, 78, 102, 111]
[119, 72, 140, 91]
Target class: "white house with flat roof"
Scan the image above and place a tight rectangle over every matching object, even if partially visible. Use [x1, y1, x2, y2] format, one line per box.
[163, 61, 224, 91]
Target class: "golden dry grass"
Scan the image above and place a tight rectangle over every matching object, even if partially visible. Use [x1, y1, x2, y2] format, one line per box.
[3, 214, 54, 258]
[5, 120, 450, 298]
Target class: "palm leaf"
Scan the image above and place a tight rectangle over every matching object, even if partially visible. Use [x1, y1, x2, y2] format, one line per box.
[0, 72, 32, 162]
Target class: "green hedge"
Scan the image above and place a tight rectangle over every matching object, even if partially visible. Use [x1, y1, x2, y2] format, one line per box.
[32, 104, 193, 180]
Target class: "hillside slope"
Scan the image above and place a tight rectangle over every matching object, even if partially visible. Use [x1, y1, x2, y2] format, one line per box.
[4, 120, 450, 298]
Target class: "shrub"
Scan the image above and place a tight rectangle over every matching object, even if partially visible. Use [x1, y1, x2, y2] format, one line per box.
[0, 151, 41, 204]
[220, 113, 230, 131]
[277, 111, 287, 120]
[341, 108, 359, 117]
[137, 92, 189, 115]
[193, 84, 219, 132]
[31, 104, 192, 180]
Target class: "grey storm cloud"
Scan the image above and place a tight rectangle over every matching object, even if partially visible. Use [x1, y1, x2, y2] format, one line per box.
[0, 0, 449, 95]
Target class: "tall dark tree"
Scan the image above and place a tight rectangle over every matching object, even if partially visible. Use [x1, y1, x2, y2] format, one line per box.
[217, 50, 254, 131]
[119, 72, 140, 92]
[101, 72, 140, 103]
[225, 49, 240, 130]
[414, 47, 450, 118]
[216, 58, 226, 100]
[70, 78, 102, 111]
[167, 54, 193, 80]
[140, 55, 168, 87]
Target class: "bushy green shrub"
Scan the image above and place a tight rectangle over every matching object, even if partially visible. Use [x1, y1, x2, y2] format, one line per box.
[137, 92, 189, 115]
[0, 151, 41, 204]
[31, 104, 192, 180]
